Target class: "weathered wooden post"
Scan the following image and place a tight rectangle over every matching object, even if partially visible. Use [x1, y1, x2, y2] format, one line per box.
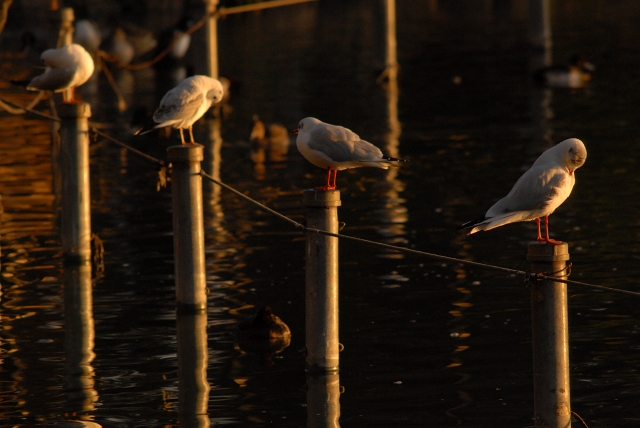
[204, 0, 219, 78]
[304, 189, 341, 372]
[306, 372, 341, 428]
[527, 242, 571, 428]
[59, 102, 92, 264]
[167, 144, 207, 311]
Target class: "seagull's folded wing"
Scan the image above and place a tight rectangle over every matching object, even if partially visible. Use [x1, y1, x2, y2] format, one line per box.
[27, 68, 74, 92]
[153, 91, 203, 124]
[486, 167, 569, 218]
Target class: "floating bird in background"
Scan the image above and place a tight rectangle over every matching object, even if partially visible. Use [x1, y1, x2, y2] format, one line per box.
[459, 138, 587, 245]
[13, 43, 95, 103]
[292, 117, 407, 190]
[534, 55, 595, 88]
[236, 306, 291, 340]
[251, 115, 290, 163]
[135, 75, 224, 145]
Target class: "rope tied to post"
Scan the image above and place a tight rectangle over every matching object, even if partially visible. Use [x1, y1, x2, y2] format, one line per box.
[527, 261, 572, 283]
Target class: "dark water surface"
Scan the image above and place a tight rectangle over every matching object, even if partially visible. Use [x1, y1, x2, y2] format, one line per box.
[1, 1, 640, 426]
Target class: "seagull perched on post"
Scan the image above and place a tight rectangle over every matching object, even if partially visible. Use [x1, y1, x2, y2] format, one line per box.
[135, 75, 224, 145]
[459, 138, 587, 245]
[292, 117, 406, 190]
[13, 43, 94, 103]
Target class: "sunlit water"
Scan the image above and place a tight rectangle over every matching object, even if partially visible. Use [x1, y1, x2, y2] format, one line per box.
[1, 1, 640, 427]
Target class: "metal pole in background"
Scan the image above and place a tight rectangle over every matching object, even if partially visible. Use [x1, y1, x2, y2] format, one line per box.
[528, 0, 552, 57]
[204, 0, 219, 78]
[167, 144, 207, 311]
[57, 7, 75, 102]
[304, 189, 341, 372]
[527, 242, 571, 428]
[383, 0, 398, 82]
[59, 103, 92, 265]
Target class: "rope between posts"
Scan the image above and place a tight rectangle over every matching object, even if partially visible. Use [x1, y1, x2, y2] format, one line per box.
[2, 103, 636, 299]
[197, 171, 640, 298]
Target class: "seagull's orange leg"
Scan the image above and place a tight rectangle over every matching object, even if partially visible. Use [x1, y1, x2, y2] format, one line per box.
[536, 217, 544, 242]
[543, 216, 562, 245]
[188, 126, 195, 144]
[315, 167, 333, 191]
[179, 128, 186, 145]
[330, 169, 337, 189]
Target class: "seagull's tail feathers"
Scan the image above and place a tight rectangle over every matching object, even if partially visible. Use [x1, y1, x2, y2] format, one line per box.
[360, 156, 407, 169]
[134, 119, 161, 136]
[458, 217, 488, 234]
[460, 211, 534, 234]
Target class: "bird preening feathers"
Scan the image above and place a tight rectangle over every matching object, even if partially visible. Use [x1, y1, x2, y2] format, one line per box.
[459, 138, 587, 245]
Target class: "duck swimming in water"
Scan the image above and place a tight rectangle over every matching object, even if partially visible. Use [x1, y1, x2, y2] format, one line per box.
[534, 54, 595, 88]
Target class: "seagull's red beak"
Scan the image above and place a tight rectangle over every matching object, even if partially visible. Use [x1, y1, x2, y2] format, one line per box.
[291, 128, 298, 135]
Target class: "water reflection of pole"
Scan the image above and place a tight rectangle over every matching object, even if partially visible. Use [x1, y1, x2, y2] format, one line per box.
[63, 263, 99, 420]
[306, 372, 341, 428]
[177, 311, 211, 427]
[378, 0, 407, 238]
[206, 117, 224, 221]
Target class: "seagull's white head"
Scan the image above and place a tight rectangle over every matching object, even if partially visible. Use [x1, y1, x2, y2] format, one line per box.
[292, 117, 321, 135]
[206, 79, 224, 104]
[558, 138, 587, 175]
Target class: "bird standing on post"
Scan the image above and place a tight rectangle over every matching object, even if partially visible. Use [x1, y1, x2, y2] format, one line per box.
[135, 75, 224, 145]
[459, 138, 587, 245]
[292, 117, 406, 190]
[13, 43, 94, 103]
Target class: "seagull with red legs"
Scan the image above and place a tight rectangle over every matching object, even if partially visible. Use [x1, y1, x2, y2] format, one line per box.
[292, 117, 406, 190]
[135, 75, 224, 145]
[459, 138, 587, 245]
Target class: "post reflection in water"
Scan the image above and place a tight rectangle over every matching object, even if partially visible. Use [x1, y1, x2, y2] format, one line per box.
[206, 117, 224, 223]
[63, 263, 99, 424]
[177, 311, 211, 428]
[376, 0, 407, 243]
[306, 372, 341, 428]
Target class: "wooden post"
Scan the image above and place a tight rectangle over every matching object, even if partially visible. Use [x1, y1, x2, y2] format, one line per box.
[304, 189, 341, 372]
[167, 144, 207, 311]
[58, 103, 92, 265]
[527, 242, 571, 428]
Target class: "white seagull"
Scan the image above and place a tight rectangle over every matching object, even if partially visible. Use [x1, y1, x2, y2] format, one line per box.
[292, 117, 406, 190]
[459, 138, 587, 245]
[135, 75, 224, 145]
[19, 43, 95, 103]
